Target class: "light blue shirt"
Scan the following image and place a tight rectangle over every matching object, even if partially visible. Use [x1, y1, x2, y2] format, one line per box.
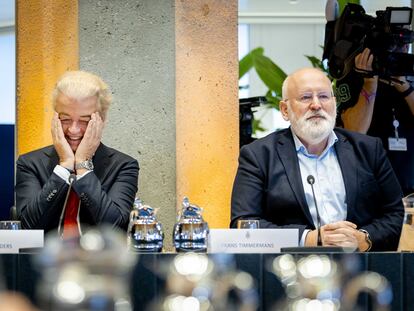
[291, 130, 347, 245]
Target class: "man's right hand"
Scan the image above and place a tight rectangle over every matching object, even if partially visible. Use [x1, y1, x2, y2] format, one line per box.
[51, 112, 74, 170]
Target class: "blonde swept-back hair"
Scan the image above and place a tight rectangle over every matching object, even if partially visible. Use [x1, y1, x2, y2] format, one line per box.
[52, 71, 112, 120]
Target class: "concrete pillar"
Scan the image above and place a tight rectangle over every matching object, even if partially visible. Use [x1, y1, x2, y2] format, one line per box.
[79, 0, 177, 248]
[16, 0, 78, 155]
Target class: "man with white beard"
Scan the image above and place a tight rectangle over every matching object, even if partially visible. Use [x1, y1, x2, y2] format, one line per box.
[231, 67, 404, 251]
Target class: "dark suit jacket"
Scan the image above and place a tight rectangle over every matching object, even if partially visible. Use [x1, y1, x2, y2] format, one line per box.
[231, 128, 404, 251]
[16, 143, 139, 232]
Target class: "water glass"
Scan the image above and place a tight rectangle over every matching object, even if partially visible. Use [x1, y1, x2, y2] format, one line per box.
[403, 194, 414, 209]
[237, 219, 260, 229]
[402, 194, 414, 227]
[398, 194, 414, 251]
[0, 220, 21, 230]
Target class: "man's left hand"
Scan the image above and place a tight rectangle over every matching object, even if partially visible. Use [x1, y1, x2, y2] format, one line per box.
[75, 112, 104, 164]
[323, 221, 359, 250]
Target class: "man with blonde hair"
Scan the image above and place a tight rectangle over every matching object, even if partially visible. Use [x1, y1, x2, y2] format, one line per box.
[16, 71, 139, 235]
[231, 67, 403, 251]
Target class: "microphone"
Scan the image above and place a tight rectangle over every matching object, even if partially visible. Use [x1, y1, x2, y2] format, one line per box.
[307, 175, 322, 246]
[325, 0, 339, 21]
[68, 173, 76, 185]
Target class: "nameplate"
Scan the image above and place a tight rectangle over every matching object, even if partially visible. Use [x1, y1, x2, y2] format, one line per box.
[0, 230, 44, 254]
[208, 229, 298, 253]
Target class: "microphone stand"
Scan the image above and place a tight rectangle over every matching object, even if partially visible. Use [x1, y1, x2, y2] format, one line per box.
[308, 175, 322, 246]
[58, 174, 77, 237]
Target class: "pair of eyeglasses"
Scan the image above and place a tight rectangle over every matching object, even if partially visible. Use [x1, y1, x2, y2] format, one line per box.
[285, 91, 334, 104]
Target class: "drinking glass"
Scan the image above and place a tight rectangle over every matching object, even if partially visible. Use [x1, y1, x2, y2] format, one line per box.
[0, 220, 21, 230]
[398, 194, 414, 251]
[402, 193, 414, 228]
[237, 219, 260, 229]
[402, 194, 414, 209]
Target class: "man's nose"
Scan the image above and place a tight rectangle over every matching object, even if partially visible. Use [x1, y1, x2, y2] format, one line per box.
[68, 121, 81, 133]
[309, 96, 322, 110]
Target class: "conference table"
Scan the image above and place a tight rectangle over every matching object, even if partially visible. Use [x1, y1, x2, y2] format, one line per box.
[2, 252, 414, 310]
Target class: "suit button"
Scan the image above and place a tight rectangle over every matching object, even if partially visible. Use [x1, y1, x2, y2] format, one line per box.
[52, 189, 57, 193]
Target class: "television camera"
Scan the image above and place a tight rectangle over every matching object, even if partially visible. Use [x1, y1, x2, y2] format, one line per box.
[323, 3, 414, 80]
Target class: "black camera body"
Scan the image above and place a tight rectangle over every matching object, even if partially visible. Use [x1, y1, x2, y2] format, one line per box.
[324, 3, 414, 80]
[239, 96, 267, 147]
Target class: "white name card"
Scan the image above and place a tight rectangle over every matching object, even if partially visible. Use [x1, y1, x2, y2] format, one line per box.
[208, 229, 298, 253]
[0, 230, 44, 254]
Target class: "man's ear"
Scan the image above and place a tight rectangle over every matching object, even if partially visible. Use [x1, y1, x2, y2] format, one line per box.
[279, 100, 290, 121]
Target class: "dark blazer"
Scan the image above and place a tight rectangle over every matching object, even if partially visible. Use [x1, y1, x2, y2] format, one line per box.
[231, 128, 404, 251]
[16, 143, 139, 232]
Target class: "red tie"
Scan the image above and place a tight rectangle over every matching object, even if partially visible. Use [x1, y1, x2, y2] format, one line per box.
[62, 189, 80, 239]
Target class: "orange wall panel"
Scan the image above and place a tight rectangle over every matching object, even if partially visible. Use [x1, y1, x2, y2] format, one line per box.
[175, 1, 239, 228]
[17, 0, 78, 155]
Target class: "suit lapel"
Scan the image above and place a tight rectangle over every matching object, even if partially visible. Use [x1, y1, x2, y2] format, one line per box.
[276, 129, 314, 225]
[334, 131, 358, 220]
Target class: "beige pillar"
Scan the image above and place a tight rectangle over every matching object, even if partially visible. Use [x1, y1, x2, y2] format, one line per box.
[175, 1, 239, 228]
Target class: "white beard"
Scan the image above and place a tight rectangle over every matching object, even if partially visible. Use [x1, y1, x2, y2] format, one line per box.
[288, 106, 336, 145]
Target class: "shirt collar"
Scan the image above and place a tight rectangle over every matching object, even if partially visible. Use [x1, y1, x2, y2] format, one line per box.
[291, 128, 338, 158]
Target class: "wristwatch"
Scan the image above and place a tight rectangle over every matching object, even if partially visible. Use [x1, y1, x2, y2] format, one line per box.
[75, 159, 94, 171]
[359, 229, 372, 252]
